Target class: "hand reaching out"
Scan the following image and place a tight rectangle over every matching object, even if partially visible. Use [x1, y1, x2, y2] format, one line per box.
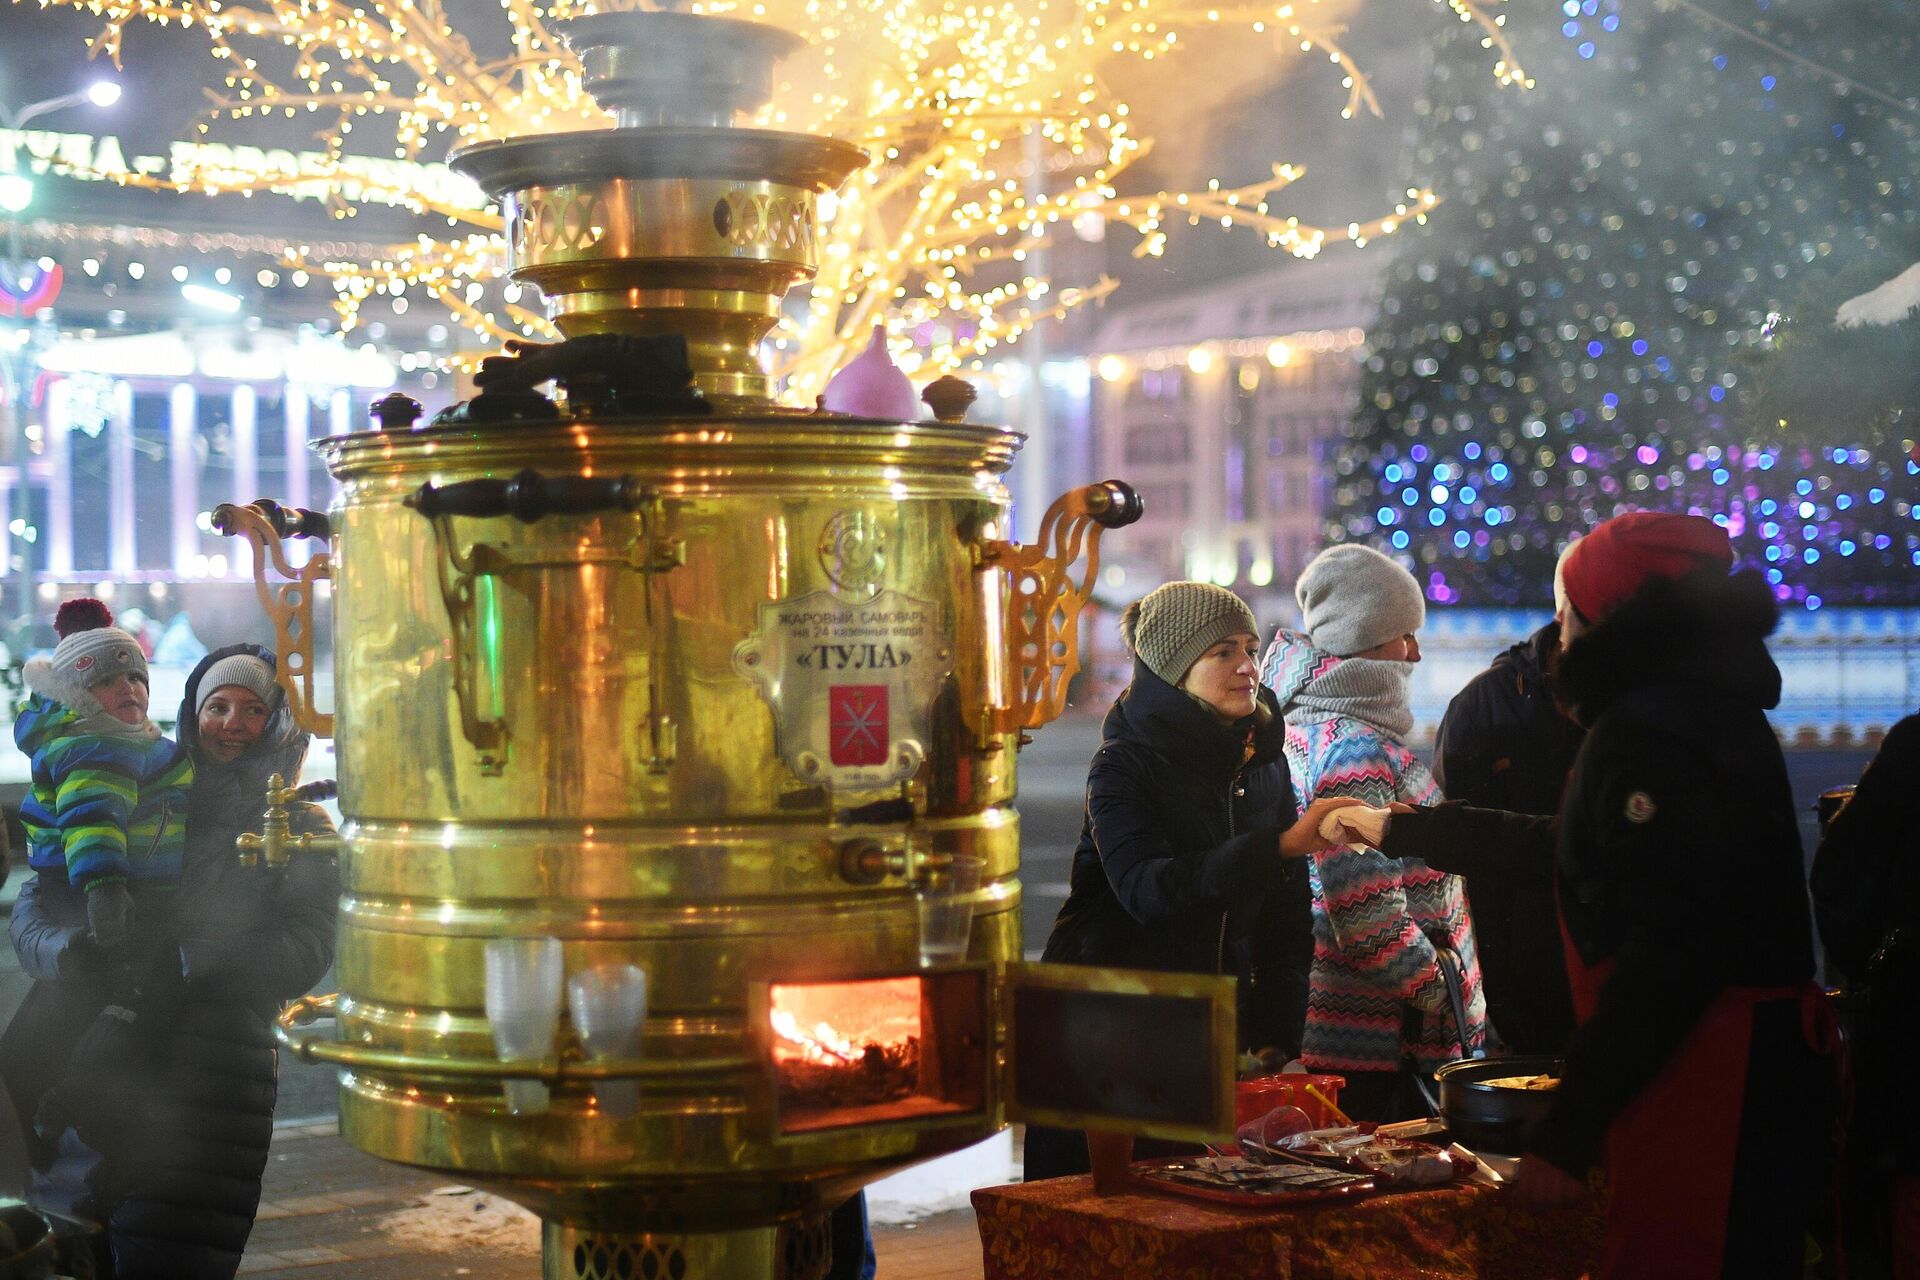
[1280, 796, 1369, 857]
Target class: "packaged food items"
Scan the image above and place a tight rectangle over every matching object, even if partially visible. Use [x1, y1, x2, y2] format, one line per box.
[1277, 1126, 1457, 1187]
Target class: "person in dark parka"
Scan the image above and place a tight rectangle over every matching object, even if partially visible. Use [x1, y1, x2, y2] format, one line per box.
[1809, 714, 1920, 1278]
[1431, 616, 1583, 1054]
[1024, 581, 1360, 1182]
[1368, 513, 1836, 1280]
[12, 644, 339, 1278]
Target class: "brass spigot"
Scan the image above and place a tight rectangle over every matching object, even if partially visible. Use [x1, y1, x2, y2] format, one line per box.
[237, 774, 343, 869]
[837, 838, 954, 887]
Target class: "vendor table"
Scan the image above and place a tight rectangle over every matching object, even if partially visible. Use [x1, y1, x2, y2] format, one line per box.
[972, 1172, 1605, 1280]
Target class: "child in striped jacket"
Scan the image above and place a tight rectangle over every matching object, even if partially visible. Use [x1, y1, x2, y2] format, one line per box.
[16, 598, 193, 955]
[1261, 546, 1485, 1121]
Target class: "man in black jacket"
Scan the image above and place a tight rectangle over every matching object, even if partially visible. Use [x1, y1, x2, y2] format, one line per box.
[1432, 619, 1582, 1053]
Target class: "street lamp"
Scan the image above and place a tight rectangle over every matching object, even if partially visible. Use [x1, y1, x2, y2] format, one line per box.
[0, 76, 120, 647]
[0, 78, 122, 131]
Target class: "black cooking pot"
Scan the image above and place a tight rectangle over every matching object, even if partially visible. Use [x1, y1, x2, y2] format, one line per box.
[1433, 1055, 1565, 1155]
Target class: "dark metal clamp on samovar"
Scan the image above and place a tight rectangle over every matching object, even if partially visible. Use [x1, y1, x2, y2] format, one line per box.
[211, 9, 1239, 1279]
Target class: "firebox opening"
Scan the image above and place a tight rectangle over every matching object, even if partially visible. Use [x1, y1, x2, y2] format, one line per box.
[770, 971, 987, 1133]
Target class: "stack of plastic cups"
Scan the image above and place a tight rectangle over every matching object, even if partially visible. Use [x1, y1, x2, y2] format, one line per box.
[567, 964, 649, 1118]
[485, 937, 565, 1114]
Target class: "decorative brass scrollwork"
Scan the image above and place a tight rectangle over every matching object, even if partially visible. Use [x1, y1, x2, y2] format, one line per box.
[412, 473, 684, 775]
[211, 500, 335, 737]
[976, 480, 1143, 739]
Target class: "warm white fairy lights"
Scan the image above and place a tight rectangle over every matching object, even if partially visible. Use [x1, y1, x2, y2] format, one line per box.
[36, 0, 1528, 401]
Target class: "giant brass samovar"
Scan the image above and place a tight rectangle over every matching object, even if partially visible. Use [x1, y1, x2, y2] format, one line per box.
[220, 12, 1236, 1280]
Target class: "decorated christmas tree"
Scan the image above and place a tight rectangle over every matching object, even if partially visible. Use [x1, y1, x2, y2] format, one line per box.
[1335, 0, 1920, 607]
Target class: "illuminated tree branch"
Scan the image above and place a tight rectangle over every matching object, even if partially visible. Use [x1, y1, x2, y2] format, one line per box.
[27, 0, 1531, 400]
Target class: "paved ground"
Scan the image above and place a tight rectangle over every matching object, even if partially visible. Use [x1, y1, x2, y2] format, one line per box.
[237, 1120, 986, 1279]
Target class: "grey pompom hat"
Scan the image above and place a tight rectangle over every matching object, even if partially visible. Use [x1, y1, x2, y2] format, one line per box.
[1121, 581, 1259, 686]
[1295, 544, 1426, 657]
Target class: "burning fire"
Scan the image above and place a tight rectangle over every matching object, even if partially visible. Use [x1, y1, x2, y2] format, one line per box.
[771, 1010, 862, 1066]
[769, 978, 921, 1067]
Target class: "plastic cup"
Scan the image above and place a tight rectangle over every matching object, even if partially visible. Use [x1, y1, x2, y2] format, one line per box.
[568, 964, 648, 1118]
[915, 855, 986, 966]
[485, 937, 564, 1115]
[1236, 1104, 1315, 1161]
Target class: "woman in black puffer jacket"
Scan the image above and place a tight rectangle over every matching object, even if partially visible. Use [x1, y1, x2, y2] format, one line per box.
[13, 644, 339, 1278]
[1024, 581, 1359, 1182]
[1376, 514, 1834, 1280]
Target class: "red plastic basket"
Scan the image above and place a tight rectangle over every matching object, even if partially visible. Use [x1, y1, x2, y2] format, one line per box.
[1233, 1072, 1349, 1129]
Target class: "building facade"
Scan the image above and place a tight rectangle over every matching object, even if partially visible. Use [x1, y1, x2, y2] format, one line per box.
[1083, 253, 1378, 631]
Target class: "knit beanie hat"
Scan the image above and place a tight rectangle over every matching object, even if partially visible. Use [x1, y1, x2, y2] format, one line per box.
[50, 598, 147, 692]
[1121, 581, 1259, 686]
[1557, 511, 1733, 624]
[196, 653, 279, 716]
[1294, 545, 1426, 657]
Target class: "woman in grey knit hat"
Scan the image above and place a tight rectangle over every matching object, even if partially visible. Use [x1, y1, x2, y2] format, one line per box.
[1025, 581, 1362, 1182]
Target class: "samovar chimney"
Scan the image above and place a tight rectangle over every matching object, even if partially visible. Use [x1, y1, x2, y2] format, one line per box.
[563, 11, 803, 129]
[448, 10, 866, 402]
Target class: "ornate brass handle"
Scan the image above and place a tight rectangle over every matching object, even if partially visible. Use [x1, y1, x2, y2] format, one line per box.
[978, 480, 1143, 738]
[211, 500, 334, 737]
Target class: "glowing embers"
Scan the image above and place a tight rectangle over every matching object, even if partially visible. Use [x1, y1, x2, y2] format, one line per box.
[768, 971, 987, 1133]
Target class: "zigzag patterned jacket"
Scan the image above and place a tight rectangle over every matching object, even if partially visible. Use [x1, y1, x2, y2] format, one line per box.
[16, 692, 193, 892]
[1261, 630, 1487, 1073]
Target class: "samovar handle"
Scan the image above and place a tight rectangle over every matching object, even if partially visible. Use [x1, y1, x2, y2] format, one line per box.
[405, 470, 649, 522]
[212, 500, 335, 738]
[977, 479, 1143, 740]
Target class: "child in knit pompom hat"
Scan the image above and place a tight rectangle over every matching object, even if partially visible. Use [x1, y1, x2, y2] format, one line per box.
[1260, 546, 1486, 1120]
[16, 597, 193, 952]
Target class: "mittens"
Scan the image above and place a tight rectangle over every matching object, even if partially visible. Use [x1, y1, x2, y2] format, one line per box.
[34, 1003, 144, 1154]
[84, 880, 135, 950]
[1318, 805, 1392, 849]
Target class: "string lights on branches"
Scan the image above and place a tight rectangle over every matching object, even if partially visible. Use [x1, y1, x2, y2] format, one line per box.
[32, 0, 1530, 400]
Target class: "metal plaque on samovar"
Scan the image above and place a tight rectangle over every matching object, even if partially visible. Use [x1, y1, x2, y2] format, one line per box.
[732, 585, 949, 790]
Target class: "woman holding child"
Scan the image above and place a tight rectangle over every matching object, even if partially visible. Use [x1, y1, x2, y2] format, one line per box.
[4, 601, 338, 1279]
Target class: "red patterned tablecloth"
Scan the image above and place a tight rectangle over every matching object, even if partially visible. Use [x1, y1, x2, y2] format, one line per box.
[972, 1172, 1605, 1280]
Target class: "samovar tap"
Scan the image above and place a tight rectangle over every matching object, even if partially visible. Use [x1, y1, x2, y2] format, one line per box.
[236, 774, 342, 869]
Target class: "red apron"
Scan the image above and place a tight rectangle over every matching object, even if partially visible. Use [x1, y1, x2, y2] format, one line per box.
[1559, 884, 1837, 1279]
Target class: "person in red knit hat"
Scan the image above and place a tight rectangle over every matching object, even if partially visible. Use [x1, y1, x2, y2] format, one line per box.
[1354, 509, 1835, 1279]
[1552, 510, 1736, 643]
